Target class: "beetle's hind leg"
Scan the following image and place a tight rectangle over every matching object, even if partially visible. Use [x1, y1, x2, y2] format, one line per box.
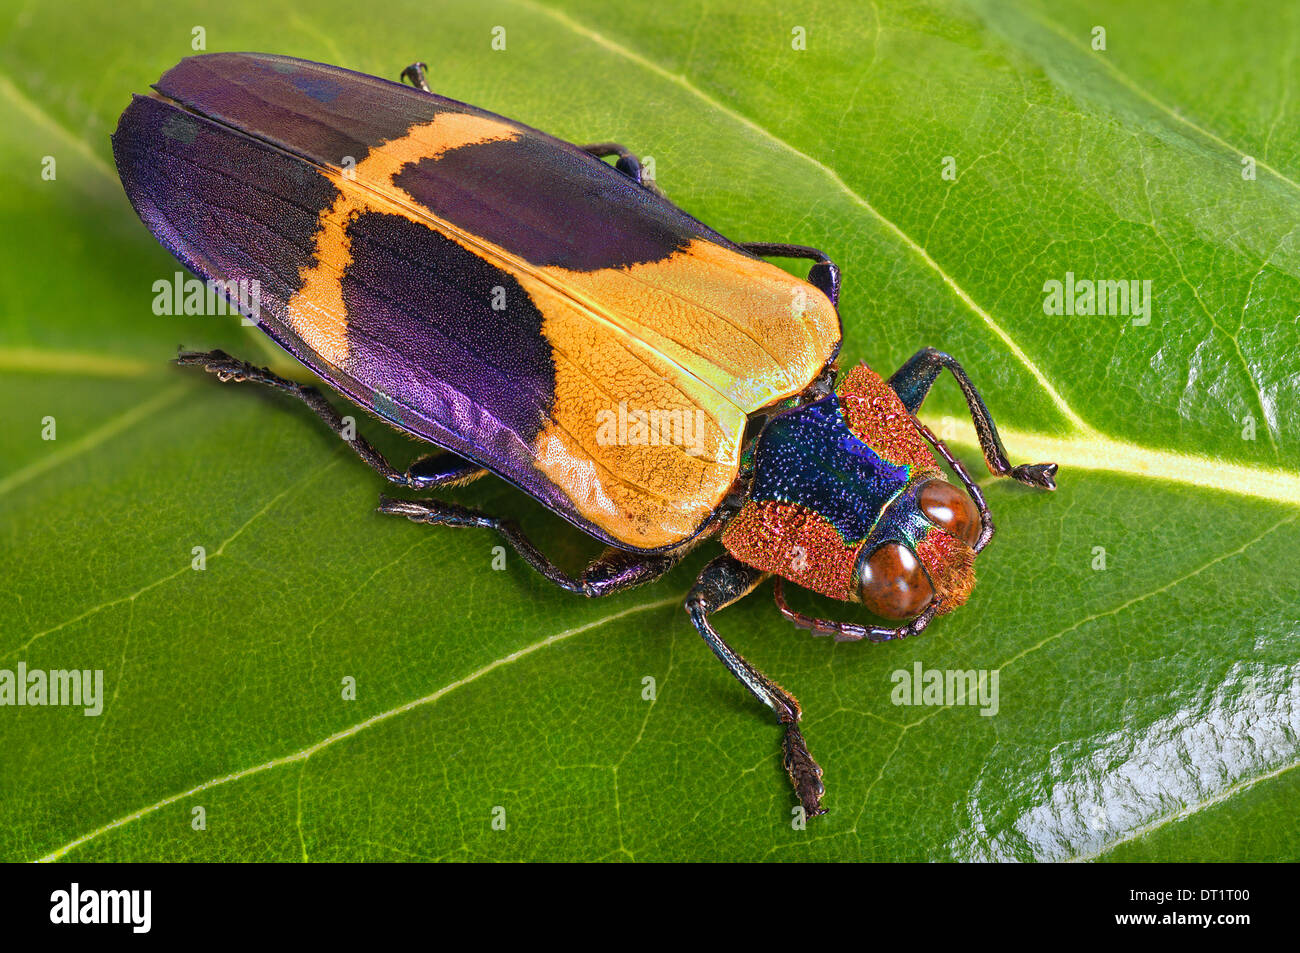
[403, 453, 486, 488]
[177, 349, 484, 489]
[887, 347, 1058, 490]
[579, 142, 666, 197]
[378, 495, 685, 597]
[685, 554, 825, 817]
[739, 242, 841, 309]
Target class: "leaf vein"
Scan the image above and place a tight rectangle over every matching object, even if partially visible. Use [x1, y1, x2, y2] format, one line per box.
[508, 0, 1087, 432]
[33, 595, 679, 862]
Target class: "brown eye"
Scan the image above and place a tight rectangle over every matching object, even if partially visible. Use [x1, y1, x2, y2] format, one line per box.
[857, 543, 934, 620]
[919, 479, 982, 546]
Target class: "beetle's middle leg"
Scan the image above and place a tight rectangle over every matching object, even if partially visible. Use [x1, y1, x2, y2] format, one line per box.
[739, 242, 841, 309]
[377, 495, 686, 597]
[686, 553, 826, 817]
[578, 142, 666, 197]
[887, 347, 1058, 490]
[177, 349, 485, 489]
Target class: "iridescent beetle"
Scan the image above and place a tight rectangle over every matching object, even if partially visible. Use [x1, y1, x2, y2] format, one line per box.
[112, 53, 1058, 815]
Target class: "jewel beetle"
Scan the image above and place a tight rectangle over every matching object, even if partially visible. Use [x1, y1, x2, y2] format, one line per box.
[112, 52, 1058, 817]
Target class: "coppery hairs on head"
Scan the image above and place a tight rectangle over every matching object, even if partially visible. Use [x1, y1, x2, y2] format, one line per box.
[771, 409, 989, 641]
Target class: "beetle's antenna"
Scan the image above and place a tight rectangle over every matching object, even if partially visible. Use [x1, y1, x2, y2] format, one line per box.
[909, 416, 995, 553]
[773, 578, 937, 643]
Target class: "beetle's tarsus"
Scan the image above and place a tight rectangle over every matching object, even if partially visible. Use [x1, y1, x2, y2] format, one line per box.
[783, 725, 827, 816]
[376, 495, 489, 528]
[739, 243, 842, 309]
[1011, 462, 1058, 491]
[177, 347, 253, 383]
[401, 61, 431, 93]
[774, 575, 938, 643]
[579, 141, 668, 198]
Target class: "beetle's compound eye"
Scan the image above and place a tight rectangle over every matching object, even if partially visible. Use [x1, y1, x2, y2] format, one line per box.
[856, 542, 934, 620]
[919, 479, 982, 546]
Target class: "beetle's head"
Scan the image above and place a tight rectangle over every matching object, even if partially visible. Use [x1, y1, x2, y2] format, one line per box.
[720, 361, 990, 641]
[852, 474, 983, 621]
[720, 470, 986, 640]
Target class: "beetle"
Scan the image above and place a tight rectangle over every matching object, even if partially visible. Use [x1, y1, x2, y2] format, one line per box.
[112, 52, 1058, 816]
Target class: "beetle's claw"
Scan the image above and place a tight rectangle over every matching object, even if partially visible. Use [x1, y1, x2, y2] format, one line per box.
[177, 348, 254, 383]
[782, 725, 827, 817]
[1011, 462, 1058, 491]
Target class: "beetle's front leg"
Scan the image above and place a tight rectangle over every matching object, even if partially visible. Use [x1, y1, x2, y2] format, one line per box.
[685, 554, 825, 817]
[888, 347, 1058, 490]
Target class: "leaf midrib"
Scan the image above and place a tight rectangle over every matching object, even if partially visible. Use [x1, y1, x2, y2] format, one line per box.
[509, 0, 1086, 431]
[3, 347, 1298, 509]
[7, 9, 1299, 508]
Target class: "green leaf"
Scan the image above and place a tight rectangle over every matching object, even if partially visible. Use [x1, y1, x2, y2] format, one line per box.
[2, 0, 1297, 861]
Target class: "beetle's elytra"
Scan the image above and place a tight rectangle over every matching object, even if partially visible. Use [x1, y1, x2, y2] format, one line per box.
[112, 52, 1058, 816]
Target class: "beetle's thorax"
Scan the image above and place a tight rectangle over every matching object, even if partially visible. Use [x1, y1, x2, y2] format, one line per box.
[721, 362, 977, 611]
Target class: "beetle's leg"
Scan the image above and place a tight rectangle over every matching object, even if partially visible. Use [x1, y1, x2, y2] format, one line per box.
[581, 142, 646, 185]
[400, 61, 432, 93]
[177, 349, 484, 489]
[910, 417, 997, 553]
[377, 495, 684, 596]
[888, 347, 1058, 490]
[685, 554, 825, 817]
[403, 453, 487, 488]
[580, 545, 687, 596]
[739, 242, 841, 309]
[773, 577, 939, 641]
[579, 142, 666, 197]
